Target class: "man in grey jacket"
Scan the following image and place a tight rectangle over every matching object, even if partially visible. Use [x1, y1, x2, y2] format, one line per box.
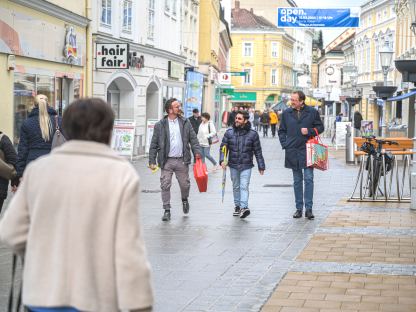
[149, 98, 201, 221]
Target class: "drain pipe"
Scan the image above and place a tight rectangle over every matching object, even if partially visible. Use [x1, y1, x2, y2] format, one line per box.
[85, 0, 93, 96]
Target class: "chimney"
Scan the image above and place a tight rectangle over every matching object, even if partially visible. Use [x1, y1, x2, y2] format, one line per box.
[235, 1, 240, 9]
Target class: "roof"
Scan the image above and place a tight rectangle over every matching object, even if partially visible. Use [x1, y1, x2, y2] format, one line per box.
[231, 7, 278, 31]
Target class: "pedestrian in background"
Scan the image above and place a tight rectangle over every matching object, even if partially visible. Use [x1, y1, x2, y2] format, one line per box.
[197, 112, 219, 170]
[227, 106, 238, 127]
[0, 98, 153, 312]
[149, 98, 201, 221]
[220, 110, 265, 218]
[248, 108, 255, 129]
[188, 108, 202, 135]
[260, 110, 270, 137]
[269, 110, 278, 138]
[278, 91, 324, 220]
[253, 110, 260, 131]
[0, 131, 17, 213]
[354, 110, 363, 137]
[15, 94, 62, 183]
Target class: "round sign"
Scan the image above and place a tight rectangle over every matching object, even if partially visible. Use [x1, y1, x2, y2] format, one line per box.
[326, 66, 335, 75]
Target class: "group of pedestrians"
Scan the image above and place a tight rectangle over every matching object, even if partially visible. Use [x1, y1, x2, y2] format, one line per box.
[0, 90, 324, 311]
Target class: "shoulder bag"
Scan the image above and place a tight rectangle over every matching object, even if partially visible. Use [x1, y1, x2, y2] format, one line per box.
[207, 122, 219, 145]
[0, 134, 17, 180]
[51, 115, 66, 149]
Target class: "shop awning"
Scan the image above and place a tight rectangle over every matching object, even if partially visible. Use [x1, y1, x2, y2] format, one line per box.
[230, 92, 257, 102]
[387, 90, 416, 102]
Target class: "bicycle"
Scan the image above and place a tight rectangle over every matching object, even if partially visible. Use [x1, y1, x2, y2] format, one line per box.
[360, 136, 398, 198]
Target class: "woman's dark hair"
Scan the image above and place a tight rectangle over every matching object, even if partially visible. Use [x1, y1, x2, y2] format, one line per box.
[164, 98, 178, 114]
[62, 98, 115, 144]
[236, 110, 249, 120]
[201, 112, 210, 120]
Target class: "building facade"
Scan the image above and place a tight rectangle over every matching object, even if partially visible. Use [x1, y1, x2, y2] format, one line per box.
[0, 0, 89, 144]
[230, 3, 294, 109]
[92, 0, 188, 155]
[181, 0, 199, 68]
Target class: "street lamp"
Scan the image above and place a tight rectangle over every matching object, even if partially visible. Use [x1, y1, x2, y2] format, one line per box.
[379, 41, 394, 86]
[410, 0, 416, 35]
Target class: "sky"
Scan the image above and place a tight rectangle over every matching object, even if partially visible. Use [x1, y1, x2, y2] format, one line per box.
[294, 0, 368, 46]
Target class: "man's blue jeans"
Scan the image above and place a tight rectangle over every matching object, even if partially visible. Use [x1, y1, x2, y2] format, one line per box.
[292, 167, 314, 212]
[230, 168, 252, 209]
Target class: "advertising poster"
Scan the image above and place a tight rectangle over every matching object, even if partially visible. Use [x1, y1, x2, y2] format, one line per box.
[361, 120, 374, 137]
[184, 71, 204, 118]
[111, 120, 135, 158]
[335, 121, 351, 147]
[145, 119, 159, 154]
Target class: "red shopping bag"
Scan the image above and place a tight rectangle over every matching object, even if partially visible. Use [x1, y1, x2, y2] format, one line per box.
[306, 129, 329, 171]
[193, 158, 208, 192]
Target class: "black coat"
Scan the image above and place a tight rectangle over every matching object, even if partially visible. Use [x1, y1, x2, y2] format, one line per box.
[260, 113, 270, 126]
[16, 107, 60, 177]
[278, 105, 324, 170]
[188, 116, 202, 134]
[219, 122, 265, 171]
[149, 116, 201, 169]
[354, 111, 363, 130]
[227, 111, 237, 127]
[0, 133, 17, 200]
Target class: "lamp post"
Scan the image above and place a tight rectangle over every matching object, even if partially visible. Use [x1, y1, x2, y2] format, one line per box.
[373, 41, 395, 137]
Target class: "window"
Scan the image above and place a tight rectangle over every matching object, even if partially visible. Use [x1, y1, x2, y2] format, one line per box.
[271, 42, 278, 58]
[172, 0, 177, 16]
[122, 0, 132, 32]
[243, 42, 253, 57]
[271, 69, 277, 85]
[366, 40, 371, 72]
[375, 39, 380, 70]
[165, 0, 170, 12]
[101, 0, 112, 26]
[148, 0, 155, 40]
[243, 68, 252, 84]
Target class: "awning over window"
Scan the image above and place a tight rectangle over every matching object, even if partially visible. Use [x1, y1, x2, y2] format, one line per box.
[387, 90, 416, 102]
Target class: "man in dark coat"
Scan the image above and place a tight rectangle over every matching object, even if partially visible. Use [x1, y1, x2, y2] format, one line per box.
[188, 108, 202, 134]
[149, 98, 201, 221]
[220, 110, 265, 219]
[278, 91, 324, 220]
[0, 132, 17, 212]
[227, 107, 238, 127]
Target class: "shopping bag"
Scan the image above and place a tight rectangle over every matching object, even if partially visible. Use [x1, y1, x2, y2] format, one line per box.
[193, 158, 208, 192]
[306, 129, 328, 171]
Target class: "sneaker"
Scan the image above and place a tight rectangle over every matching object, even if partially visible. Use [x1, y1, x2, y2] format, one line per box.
[233, 206, 241, 216]
[162, 210, 171, 221]
[240, 208, 250, 219]
[293, 210, 302, 218]
[305, 210, 315, 220]
[182, 199, 190, 214]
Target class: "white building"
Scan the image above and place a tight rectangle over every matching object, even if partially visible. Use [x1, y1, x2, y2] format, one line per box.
[293, 28, 314, 95]
[92, 0, 192, 155]
[181, 0, 200, 68]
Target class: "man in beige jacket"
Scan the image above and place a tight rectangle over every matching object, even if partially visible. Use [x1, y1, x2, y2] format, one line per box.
[0, 98, 153, 312]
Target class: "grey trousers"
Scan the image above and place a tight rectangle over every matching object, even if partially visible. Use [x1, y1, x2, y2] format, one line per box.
[160, 158, 190, 209]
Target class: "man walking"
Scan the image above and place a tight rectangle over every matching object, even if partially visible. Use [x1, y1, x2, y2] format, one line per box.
[149, 98, 201, 221]
[278, 91, 324, 220]
[188, 108, 202, 134]
[220, 110, 265, 218]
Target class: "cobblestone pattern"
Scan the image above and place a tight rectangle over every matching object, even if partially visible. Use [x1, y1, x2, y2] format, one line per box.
[336, 198, 411, 209]
[316, 226, 416, 236]
[322, 211, 416, 228]
[262, 272, 416, 312]
[297, 234, 416, 264]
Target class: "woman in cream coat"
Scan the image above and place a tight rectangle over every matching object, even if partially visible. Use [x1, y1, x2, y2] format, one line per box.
[0, 98, 153, 312]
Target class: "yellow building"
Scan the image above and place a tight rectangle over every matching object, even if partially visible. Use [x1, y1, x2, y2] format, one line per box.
[354, 0, 396, 134]
[230, 3, 294, 109]
[0, 0, 90, 143]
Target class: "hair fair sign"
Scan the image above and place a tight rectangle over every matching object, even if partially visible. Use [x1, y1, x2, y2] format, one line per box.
[96, 43, 129, 69]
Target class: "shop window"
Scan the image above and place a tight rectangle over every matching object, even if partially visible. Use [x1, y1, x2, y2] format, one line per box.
[37, 75, 55, 109]
[13, 73, 35, 144]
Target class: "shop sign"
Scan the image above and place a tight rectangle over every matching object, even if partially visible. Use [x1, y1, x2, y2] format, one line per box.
[111, 119, 135, 158]
[335, 121, 351, 147]
[129, 52, 145, 69]
[231, 72, 247, 76]
[96, 43, 129, 69]
[168, 61, 184, 79]
[313, 88, 327, 98]
[230, 92, 257, 102]
[145, 119, 159, 154]
[277, 8, 360, 28]
[63, 26, 78, 64]
[218, 73, 231, 85]
[184, 71, 204, 118]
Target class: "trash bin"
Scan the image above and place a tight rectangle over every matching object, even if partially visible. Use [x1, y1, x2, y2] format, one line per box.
[346, 124, 355, 164]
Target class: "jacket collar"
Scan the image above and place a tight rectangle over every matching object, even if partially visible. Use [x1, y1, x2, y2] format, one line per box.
[52, 140, 123, 161]
[233, 121, 252, 132]
[29, 106, 58, 117]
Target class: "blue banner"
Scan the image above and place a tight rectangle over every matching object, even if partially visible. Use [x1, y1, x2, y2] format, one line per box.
[184, 71, 204, 118]
[277, 8, 360, 28]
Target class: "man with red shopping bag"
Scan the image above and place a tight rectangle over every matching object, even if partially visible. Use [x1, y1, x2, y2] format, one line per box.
[219, 110, 265, 218]
[149, 98, 201, 221]
[278, 91, 324, 220]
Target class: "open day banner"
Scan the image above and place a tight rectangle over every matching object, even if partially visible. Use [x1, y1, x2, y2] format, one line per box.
[277, 8, 360, 28]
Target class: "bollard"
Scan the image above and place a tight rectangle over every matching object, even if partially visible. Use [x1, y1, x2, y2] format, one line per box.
[346, 124, 355, 164]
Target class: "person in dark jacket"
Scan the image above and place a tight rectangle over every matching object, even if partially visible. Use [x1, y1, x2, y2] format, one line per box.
[260, 110, 270, 137]
[0, 132, 17, 213]
[219, 110, 265, 218]
[15, 94, 61, 181]
[227, 107, 238, 127]
[354, 110, 363, 136]
[149, 98, 201, 221]
[278, 91, 324, 220]
[188, 108, 202, 135]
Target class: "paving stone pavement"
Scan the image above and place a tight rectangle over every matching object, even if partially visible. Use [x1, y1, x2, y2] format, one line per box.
[0, 136, 412, 312]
